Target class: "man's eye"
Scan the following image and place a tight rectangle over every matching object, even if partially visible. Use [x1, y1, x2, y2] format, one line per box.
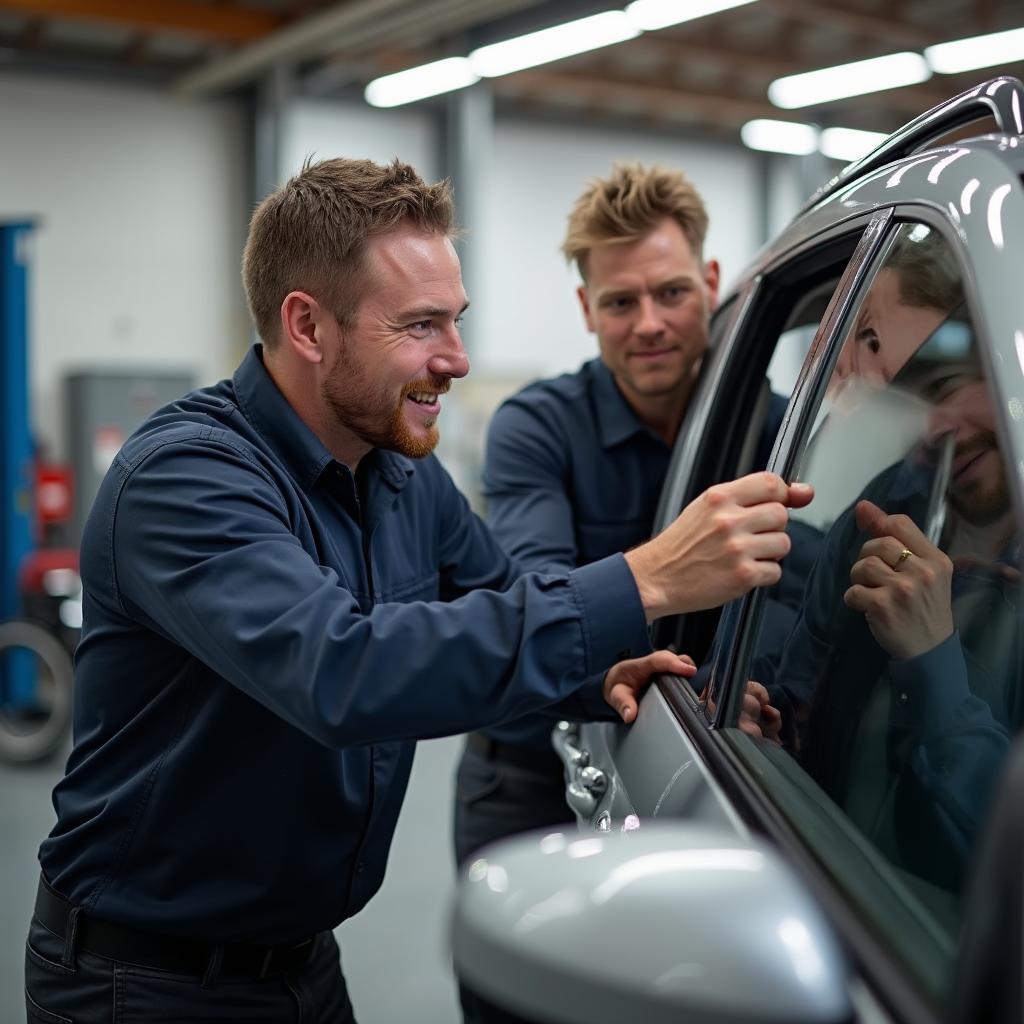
[662, 286, 688, 301]
[454, 315, 465, 327]
[605, 297, 633, 311]
[857, 328, 880, 355]
[928, 372, 974, 400]
[410, 320, 433, 332]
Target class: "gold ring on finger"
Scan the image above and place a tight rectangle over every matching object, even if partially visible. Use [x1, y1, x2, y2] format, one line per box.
[895, 547, 913, 567]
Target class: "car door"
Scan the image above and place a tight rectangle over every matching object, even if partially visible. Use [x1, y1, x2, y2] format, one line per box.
[570, 191, 1024, 1022]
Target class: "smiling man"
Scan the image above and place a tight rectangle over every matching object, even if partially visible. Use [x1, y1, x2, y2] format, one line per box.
[26, 157, 809, 1023]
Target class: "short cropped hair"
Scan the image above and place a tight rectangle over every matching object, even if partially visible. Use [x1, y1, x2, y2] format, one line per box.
[243, 157, 456, 347]
[888, 228, 965, 314]
[562, 163, 709, 279]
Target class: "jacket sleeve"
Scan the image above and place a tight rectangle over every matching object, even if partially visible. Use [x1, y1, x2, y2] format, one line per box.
[110, 439, 649, 747]
[888, 633, 1012, 877]
[436, 446, 629, 722]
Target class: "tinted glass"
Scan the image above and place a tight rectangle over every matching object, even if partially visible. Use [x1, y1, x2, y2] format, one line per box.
[728, 221, 1022, 957]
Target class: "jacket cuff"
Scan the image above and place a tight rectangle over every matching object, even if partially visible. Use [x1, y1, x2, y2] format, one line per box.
[889, 631, 968, 734]
[568, 553, 651, 677]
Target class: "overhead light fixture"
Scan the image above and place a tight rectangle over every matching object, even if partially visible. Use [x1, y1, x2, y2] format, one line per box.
[468, 11, 638, 78]
[365, 57, 478, 108]
[624, 0, 759, 32]
[925, 26, 1024, 75]
[740, 119, 818, 155]
[819, 126, 887, 161]
[768, 52, 931, 109]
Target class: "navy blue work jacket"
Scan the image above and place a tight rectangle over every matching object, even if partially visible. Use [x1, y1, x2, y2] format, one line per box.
[38, 346, 649, 944]
[480, 357, 785, 749]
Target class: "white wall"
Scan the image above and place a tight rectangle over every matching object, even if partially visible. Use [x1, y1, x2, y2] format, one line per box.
[0, 72, 248, 459]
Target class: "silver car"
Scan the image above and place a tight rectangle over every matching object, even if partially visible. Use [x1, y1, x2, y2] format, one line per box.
[453, 77, 1024, 1024]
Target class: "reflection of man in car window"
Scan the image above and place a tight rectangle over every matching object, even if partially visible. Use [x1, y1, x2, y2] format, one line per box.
[764, 359, 1021, 893]
[832, 229, 965, 396]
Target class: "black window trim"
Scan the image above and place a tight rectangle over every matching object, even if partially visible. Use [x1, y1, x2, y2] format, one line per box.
[710, 210, 896, 727]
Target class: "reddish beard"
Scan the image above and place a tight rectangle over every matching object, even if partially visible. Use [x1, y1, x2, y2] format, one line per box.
[321, 341, 451, 460]
[389, 377, 452, 459]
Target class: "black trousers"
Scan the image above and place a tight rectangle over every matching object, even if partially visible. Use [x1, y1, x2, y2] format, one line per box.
[452, 742, 575, 868]
[453, 741, 575, 1024]
[25, 914, 356, 1023]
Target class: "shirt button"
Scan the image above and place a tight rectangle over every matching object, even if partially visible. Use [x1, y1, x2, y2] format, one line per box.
[356, 862, 366, 874]
[898, 692, 909, 704]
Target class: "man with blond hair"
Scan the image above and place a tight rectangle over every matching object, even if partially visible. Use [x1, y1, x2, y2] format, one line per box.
[28, 156, 807, 1021]
[453, 163, 787, 880]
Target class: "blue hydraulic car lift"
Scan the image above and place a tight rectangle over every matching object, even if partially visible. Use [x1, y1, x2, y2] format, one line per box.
[0, 221, 37, 706]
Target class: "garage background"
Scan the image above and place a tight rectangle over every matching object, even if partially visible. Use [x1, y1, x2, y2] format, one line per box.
[0, 1, 1020, 1019]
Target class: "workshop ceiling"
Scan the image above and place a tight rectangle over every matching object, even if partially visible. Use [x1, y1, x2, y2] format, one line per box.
[0, 0, 1022, 142]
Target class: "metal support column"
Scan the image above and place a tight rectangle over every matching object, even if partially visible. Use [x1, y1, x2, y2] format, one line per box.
[252, 63, 293, 208]
[442, 81, 494, 358]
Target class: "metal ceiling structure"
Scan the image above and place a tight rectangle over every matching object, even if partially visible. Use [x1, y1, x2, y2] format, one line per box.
[0, 1, 1021, 141]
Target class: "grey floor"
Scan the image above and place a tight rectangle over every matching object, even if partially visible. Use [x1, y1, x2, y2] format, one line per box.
[1, 735, 464, 1022]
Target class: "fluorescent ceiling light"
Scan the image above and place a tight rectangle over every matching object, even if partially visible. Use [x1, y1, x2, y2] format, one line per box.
[926, 26, 1024, 74]
[468, 11, 638, 78]
[365, 57, 478, 108]
[768, 52, 931, 109]
[741, 119, 818, 155]
[819, 126, 887, 161]
[625, 0, 759, 32]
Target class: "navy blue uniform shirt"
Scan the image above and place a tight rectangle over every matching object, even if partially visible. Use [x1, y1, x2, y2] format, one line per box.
[480, 357, 785, 750]
[39, 346, 649, 944]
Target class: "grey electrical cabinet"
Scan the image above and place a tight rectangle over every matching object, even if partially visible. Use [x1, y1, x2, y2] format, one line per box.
[65, 370, 193, 546]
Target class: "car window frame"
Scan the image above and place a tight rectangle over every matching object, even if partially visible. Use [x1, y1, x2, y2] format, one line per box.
[651, 209, 894, 706]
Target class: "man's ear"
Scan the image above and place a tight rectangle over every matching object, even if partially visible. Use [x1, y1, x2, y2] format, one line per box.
[703, 259, 721, 314]
[577, 285, 597, 333]
[279, 291, 327, 365]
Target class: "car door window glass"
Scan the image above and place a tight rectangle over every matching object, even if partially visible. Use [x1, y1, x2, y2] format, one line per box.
[725, 221, 1021, 959]
[655, 230, 876, 671]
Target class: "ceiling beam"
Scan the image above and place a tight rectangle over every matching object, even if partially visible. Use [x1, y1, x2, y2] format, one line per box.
[177, 0, 543, 96]
[495, 69, 782, 127]
[0, 0, 284, 43]
[610, 34, 809, 81]
[762, 0, 937, 49]
[16, 15, 47, 48]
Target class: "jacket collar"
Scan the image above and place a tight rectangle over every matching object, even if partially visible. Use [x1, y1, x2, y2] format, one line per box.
[232, 345, 415, 494]
[588, 358, 664, 450]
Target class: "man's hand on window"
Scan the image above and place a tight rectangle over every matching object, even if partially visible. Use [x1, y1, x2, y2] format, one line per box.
[603, 650, 696, 724]
[624, 472, 814, 622]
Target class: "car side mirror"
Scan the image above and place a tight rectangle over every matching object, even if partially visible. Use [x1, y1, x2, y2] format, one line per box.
[451, 823, 853, 1024]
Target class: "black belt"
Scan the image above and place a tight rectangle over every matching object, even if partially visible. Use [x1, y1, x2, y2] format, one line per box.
[466, 731, 564, 779]
[34, 876, 317, 981]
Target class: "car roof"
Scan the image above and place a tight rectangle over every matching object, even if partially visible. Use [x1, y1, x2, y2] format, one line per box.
[733, 77, 1024, 284]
